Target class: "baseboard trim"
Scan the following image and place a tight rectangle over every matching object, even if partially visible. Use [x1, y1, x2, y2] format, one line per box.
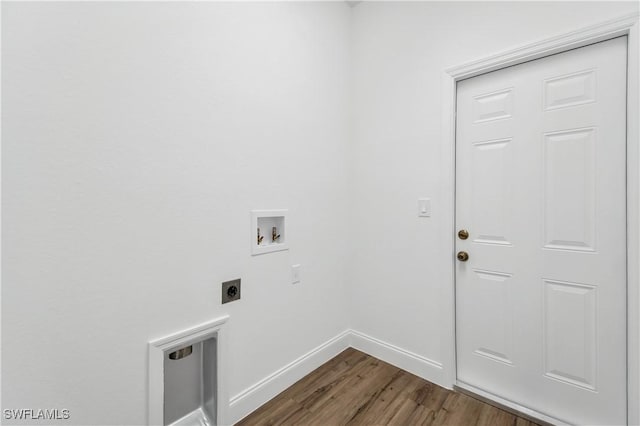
[455, 382, 568, 426]
[227, 330, 351, 425]
[349, 329, 444, 386]
[227, 329, 445, 424]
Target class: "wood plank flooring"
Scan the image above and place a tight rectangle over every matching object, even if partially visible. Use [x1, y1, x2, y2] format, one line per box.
[237, 348, 540, 426]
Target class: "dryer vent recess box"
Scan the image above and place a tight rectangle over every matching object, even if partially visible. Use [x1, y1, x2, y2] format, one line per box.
[251, 210, 288, 255]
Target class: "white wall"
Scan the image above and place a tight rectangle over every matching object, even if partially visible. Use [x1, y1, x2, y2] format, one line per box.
[4, 2, 640, 425]
[349, 0, 639, 385]
[2, 2, 350, 425]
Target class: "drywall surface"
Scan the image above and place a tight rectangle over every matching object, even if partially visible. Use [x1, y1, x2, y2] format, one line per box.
[1, 2, 350, 424]
[4, 2, 640, 425]
[349, 1, 639, 384]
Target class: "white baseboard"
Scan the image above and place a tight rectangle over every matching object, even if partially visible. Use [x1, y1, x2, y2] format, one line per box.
[226, 329, 445, 425]
[227, 330, 351, 425]
[349, 329, 444, 387]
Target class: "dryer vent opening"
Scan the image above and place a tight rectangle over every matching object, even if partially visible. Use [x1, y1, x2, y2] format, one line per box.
[148, 316, 228, 426]
[164, 337, 217, 426]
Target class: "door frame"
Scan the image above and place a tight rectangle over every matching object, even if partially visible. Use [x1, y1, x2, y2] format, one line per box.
[440, 12, 640, 424]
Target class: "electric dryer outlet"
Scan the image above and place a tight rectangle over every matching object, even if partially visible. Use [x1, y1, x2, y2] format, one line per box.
[222, 279, 241, 304]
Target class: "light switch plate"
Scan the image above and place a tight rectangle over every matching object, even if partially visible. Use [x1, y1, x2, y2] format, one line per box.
[418, 198, 431, 217]
[291, 264, 301, 284]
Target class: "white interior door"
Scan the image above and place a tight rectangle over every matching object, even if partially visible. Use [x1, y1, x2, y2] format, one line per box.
[455, 36, 627, 425]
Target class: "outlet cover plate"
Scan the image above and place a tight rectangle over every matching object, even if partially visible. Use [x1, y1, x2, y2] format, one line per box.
[222, 279, 241, 304]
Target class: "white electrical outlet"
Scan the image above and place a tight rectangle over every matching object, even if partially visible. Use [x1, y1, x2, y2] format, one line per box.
[291, 264, 301, 284]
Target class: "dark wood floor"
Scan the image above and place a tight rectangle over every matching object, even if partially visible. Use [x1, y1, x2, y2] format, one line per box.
[237, 348, 540, 426]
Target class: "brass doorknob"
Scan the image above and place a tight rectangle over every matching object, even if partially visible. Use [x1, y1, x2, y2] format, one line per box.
[458, 229, 469, 240]
[457, 251, 469, 262]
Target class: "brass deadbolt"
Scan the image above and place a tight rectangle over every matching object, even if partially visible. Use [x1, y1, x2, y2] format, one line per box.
[458, 229, 469, 240]
[457, 251, 469, 262]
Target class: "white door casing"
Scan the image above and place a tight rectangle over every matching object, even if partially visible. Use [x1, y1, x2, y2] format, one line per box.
[455, 36, 627, 425]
